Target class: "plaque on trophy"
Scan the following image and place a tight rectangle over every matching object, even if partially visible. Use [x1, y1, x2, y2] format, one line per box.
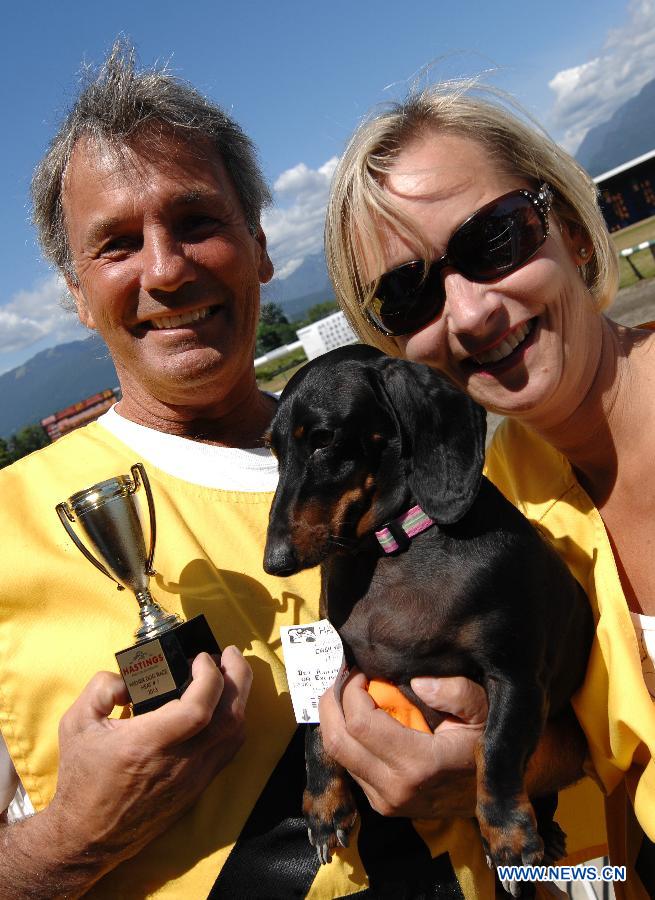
[56, 463, 220, 715]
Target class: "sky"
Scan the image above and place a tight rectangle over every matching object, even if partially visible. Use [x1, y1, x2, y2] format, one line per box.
[1, 0, 654, 376]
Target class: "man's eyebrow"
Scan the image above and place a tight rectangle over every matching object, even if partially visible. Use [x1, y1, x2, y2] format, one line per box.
[84, 218, 124, 245]
[83, 191, 230, 244]
[175, 189, 226, 205]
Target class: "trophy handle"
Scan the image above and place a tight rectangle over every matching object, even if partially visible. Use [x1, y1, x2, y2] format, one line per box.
[56, 502, 124, 589]
[131, 463, 157, 576]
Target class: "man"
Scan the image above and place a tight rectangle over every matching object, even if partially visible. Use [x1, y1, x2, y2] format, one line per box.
[0, 39, 287, 899]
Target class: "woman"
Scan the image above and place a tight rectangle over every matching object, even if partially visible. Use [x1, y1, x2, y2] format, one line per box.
[319, 85, 655, 899]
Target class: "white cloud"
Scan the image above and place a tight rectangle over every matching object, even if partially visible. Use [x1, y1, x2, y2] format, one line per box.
[548, 0, 655, 151]
[0, 275, 87, 355]
[262, 157, 339, 280]
[273, 258, 304, 280]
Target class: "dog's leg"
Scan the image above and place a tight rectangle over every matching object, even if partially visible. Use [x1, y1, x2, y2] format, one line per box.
[533, 793, 566, 864]
[474, 677, 547, 893]
[303, 724, 358, 865]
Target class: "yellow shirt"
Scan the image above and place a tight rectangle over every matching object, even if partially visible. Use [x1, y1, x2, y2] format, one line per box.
[487, 417, 655, 900]
[0, 421, 494, 898]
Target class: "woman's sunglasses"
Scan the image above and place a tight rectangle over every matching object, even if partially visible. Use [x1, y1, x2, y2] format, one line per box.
[364, 183, 553, 336]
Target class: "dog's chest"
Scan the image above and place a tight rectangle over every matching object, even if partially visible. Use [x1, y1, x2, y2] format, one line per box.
[324, 549, 477, 683]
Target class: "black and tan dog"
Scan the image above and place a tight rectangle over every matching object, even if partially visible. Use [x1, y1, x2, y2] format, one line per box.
[263, 344, 593, 886]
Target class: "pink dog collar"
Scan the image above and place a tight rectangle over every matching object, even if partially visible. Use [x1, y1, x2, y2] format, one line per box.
[375, 504, 435, 554]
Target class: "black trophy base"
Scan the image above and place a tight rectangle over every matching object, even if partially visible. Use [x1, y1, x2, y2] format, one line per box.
[115, 614, 220, 715]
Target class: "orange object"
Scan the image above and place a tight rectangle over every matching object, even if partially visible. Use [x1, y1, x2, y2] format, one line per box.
[367, 678, 432, 733]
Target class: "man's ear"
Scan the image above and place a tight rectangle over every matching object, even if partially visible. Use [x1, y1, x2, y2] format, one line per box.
[253, 226, 274, 284]
[64, 276, 96, 330]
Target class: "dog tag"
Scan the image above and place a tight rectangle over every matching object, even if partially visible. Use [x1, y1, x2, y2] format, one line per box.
[280, 620, 344, 723]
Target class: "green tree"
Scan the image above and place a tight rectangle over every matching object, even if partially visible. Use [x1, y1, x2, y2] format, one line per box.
[8, 424, 50, 462]
[302, 300, 339, 325]
[256, 321, 297, 357]
[256, 302, 297, 356]
[0, 438, 11, 469]
[259, 302, 290, 326]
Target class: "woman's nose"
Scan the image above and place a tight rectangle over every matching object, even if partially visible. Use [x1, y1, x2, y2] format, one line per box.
[442, 270, 504, 334]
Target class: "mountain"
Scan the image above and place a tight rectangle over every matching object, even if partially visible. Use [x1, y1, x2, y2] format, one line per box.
[576, 78, 655, 177]
[273, 287, 337, 322]
[263, 251, 332, 308]
[0, 336, 118, 438]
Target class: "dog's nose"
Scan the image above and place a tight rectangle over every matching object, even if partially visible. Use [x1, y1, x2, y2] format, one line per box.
[263, 540, 299, 576]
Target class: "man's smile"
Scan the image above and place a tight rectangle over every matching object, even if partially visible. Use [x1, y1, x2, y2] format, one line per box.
[137, 304, 223, 332]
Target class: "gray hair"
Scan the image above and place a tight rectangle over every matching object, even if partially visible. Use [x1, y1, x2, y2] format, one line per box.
[32, 38, 271, 282]
[325, 82, 619, 356]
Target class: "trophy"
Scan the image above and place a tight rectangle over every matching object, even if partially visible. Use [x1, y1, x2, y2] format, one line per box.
[56, 463, 220, 715]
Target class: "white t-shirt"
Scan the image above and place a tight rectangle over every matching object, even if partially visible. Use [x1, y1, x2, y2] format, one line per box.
[631, 611, 655, 699]
[1, 405, 279, 821]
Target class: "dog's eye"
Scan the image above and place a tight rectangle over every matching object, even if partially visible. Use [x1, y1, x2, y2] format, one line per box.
[309, 429, 334, 452]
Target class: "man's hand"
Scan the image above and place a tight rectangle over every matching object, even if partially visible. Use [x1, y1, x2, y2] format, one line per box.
[318, 671, 487, 819]
[1, 647, 252, 898]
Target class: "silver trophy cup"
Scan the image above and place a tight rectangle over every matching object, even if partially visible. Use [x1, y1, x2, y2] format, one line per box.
[56, 463, 219, 714]
[56, 463, 180, 641]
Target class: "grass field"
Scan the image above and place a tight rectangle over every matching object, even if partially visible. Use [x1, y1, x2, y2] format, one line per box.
[257, 360, 306, 393]
[613, 216, 655, 288]
[610, 216, 655, 250]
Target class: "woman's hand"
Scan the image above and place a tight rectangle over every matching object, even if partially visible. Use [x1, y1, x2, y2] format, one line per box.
[318, 670, 487, 819]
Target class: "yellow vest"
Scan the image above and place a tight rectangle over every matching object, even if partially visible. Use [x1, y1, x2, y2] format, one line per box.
[487, 417, 655, 900]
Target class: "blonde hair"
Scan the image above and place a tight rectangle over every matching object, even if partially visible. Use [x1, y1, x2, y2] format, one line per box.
[325, 83, 619, 355]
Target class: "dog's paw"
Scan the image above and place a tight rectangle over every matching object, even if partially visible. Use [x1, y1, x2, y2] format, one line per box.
[540, 818, 567, 865]
[478, 796, 544, 894]
[498, 878, 537, 899]
[303, 781, 358, 865]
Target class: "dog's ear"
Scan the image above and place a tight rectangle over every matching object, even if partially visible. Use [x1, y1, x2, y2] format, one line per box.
[376, 357, 487, 524]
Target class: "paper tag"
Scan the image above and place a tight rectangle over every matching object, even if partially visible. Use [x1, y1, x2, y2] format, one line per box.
[280, 619, 344, 723]
[332, 657, 351, 709]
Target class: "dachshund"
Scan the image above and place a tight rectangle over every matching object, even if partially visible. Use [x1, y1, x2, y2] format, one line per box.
[263, 344, 593, 889]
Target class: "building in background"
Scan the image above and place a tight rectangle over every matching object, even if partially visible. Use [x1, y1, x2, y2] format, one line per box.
[296, 311, 358, 360]
[41, 387, 120, 441]
[596, 150, 655, 232]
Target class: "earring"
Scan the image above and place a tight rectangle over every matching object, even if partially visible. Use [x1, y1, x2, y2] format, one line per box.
[579, 247, 588, 259]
